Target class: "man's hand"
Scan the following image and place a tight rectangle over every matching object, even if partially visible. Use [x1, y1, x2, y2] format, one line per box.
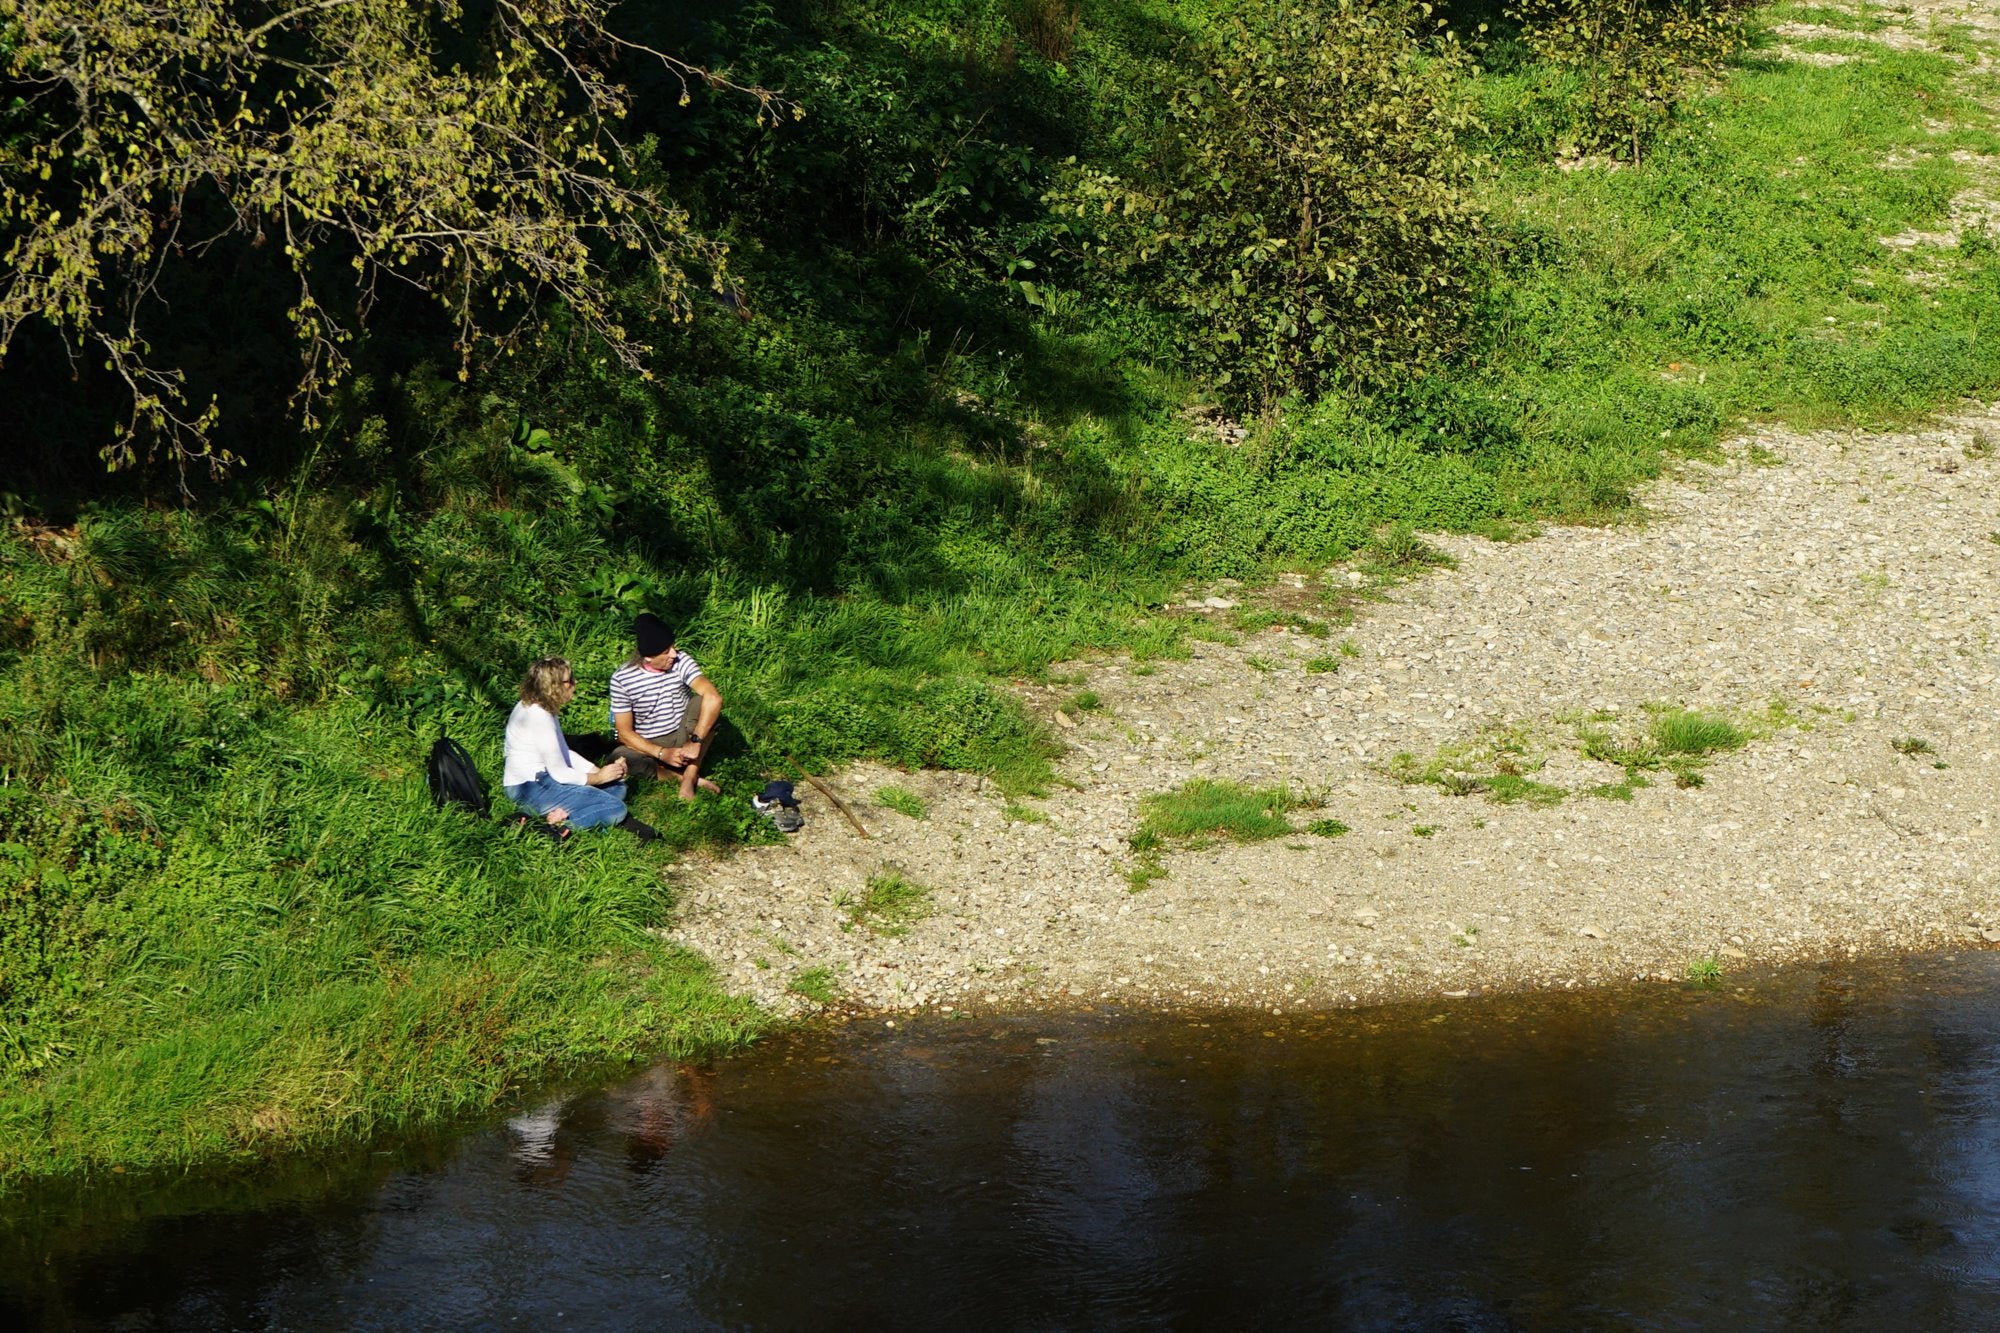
[587, 757, 628, 786]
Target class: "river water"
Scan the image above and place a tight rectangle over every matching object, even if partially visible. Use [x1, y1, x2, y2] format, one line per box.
[7, 952, 2000, 1329]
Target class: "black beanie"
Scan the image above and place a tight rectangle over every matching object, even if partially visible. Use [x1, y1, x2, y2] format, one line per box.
[634, 613, 675, 657]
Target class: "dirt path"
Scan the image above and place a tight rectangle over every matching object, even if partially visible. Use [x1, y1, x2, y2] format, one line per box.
[661, 5, 2000, 1021]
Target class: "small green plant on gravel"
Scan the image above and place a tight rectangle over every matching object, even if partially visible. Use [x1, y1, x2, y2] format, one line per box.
[875, 786, 927, 820]
[837, 871, 935, 938]
[1126, 849, 1167, 893]
[1067, 690, 1103, 713]
[1388, 726, 1564, 806]
[1964, 431, 1994, 461]
[1651, 709, 1748, 757]
[1360, 525, 1457, 579]
[1411, 824, 1439, 838]
[1002, 802, 1047, 824]
[1890, 736, 1936, 757]
[1586, 772, 1653, 801]
[1307, 818, 1351, 838]
[1339, 638, 1361, 659]
[1745, 443, 1785, 467]
[1125, 826, 1168, 890]
[1132, 663, 1159, 677]
[1246, 655, 1276, 673]
[1236, 607, 1332, 638]
[1687, 957, 1724, 988]
[1136, 779, 1313, 846]
[1305, 655, 1341, 674]
[1483, 773, 1567, 806]
[788, 966, 839, 1005]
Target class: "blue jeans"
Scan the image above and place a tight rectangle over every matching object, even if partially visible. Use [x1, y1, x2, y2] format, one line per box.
[505, 773, 629, 830]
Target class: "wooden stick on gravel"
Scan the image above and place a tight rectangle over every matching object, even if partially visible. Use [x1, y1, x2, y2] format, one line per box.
[786, 755, 869, 839]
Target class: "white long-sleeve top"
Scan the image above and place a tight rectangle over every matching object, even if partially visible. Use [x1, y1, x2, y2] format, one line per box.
[502, 701, 594, 788]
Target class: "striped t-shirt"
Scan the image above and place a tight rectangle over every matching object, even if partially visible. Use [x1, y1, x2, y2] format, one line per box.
[608, 654, 704, 737]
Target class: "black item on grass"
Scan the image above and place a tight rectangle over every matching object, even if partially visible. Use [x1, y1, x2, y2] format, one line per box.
[426, 736, 490, 817]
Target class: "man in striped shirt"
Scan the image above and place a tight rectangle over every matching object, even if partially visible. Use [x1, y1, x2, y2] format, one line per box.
[607, 613, 723, 800]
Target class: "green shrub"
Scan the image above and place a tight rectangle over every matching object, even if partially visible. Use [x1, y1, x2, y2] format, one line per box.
[1057, 0, 1483, 404]
[1507, 0, 1756, 161]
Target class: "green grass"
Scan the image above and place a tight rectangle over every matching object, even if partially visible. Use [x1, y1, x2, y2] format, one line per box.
[1386, 724, 1565, 806]
[874, 785, 927, 819]
[837, 871, 935, 938]
[787, 966, 839, 1005]
[1304, 655, 1341, 674]
[1687, 957, 1725, 987]
[1587, 772, 1653, 801]
[1483, 773, 1568, 807]
[1890, 736, 1936, 756]
[1306, 818, 1350, 838]
[1650, 710, 1749, 757]
[0, 706, 763, 1179]
[1136, 779, 1312, 845]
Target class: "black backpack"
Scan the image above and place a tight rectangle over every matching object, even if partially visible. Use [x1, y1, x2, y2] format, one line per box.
[426, 736, 490, 817]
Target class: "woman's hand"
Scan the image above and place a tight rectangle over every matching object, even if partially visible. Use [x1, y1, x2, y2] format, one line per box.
[586, 758, 627, 787]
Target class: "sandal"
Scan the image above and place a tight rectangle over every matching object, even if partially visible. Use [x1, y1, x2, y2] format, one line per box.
[510, 813, 574, 846]
[751, 795, 804, 834]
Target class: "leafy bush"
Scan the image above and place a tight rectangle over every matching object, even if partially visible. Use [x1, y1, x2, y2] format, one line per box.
[1058, 0, 1484, 404]
[1506, 0, 1755, 161]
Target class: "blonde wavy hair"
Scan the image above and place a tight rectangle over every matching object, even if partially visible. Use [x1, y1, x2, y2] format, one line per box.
[518, 656, 574, 711]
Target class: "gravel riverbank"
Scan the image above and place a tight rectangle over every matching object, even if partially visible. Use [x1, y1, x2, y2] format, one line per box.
[661, 403, 2000, 1020]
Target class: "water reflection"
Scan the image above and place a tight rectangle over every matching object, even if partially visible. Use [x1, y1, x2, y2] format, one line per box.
[9, 954, 2000, 1329]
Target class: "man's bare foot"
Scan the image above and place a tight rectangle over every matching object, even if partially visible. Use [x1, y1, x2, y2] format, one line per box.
[678, 777, 722, 800]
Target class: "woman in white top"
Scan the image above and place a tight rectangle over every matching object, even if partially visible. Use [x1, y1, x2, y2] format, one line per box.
[502, 657, 634, 832]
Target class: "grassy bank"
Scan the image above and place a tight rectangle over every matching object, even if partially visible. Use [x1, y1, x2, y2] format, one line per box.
[3, 0, 1998, 1180]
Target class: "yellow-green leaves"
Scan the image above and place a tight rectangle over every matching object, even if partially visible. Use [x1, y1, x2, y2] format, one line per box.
[0, 0, 784, 473]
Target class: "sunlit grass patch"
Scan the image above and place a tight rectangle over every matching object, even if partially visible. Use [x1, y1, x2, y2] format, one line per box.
[1136, 779, 1312, 845]
[874, 785, 927, 819]
[788, 966, 839, 1005]
[837, 871, 934, 938]
[1650, 709, 1748, 756]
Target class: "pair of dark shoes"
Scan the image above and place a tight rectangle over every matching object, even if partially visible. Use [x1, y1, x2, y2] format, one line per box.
[509, 813, 573, 846]
[751, 780, 804, 834]
[508, 813, 658, 844]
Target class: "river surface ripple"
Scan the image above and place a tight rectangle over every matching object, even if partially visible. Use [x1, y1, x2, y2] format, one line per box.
[8, 952, 2000, 1329]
